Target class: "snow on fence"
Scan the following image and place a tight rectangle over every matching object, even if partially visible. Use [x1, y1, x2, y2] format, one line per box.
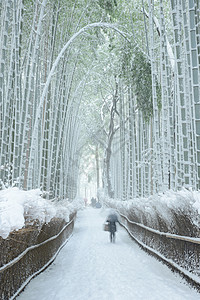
[119, 213, 200, 289]
[99, 189, 200, 289]
[0, 213, 76, 300]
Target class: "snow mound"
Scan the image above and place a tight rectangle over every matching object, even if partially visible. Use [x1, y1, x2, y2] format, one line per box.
[0, 187, 84, 239]
[98, 188, 200, 236]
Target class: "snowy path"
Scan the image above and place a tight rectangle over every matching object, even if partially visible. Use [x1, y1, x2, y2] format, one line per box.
[17, 207, 200, 300]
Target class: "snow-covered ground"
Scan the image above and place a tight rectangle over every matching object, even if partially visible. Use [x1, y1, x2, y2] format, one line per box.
[17, 207, 200, 300]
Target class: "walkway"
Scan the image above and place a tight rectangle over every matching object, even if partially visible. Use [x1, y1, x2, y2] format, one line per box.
[17, 207, 199, 300]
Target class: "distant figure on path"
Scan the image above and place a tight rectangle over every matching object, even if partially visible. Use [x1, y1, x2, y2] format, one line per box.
[84, 198, 88, 207]
[106, 210, 119, 243]
[91, 197, 96, 207]
[95, 200, 102, 208]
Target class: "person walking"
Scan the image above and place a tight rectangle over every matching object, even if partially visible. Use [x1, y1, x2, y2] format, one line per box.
[106, 210, 119, 243]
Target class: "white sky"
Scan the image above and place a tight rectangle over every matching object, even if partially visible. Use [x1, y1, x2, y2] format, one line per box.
[17, 207, 200, 300]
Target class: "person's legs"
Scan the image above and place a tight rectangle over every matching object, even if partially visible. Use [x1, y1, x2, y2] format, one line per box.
[110, 231, 115, 243]
[110, 232, 112, 242]
[113, 232, 116, 243]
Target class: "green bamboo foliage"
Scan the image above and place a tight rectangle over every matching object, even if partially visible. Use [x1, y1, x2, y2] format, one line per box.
[0, 0, 200, 201]
[107, 0, 200, 199]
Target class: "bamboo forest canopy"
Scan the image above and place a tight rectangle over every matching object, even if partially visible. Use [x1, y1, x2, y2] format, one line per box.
[0, 0, 200, 201]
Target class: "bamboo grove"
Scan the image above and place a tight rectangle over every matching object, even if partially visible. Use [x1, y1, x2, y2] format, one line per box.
[0, 0, 200, 201]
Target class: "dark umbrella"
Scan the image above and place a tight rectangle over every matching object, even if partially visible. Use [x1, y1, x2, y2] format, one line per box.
[107, 213, 118, 222]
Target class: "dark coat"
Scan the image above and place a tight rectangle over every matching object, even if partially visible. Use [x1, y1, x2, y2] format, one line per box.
[106, 213, 118, 233]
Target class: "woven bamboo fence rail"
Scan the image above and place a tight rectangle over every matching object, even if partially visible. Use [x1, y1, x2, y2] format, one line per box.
[0, 213, 76, 300]
[118, 212, 200, 290]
